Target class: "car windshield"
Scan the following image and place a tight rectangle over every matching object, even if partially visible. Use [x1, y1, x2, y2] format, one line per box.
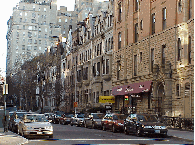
[113, 115, 126, 120]
[77, 115, 84, 118]
[93, 114, 104, 119]
[66, 114, 74, 118]
[17, 113, 27, 119]
[137, 115, 158, 122]
[25, 115, 47, 122]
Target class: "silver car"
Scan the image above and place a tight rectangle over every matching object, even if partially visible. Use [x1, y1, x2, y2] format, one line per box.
[70, 114, 85, 127]
[18, 114, 53, 138]
[84, 113, 105, 129]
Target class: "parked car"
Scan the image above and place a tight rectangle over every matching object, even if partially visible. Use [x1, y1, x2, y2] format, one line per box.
[70, 114, 85, 127]
[84, 113, 105, 129]
[60, 114, 74, 125]
[18, 114, 53, 138]
[52, 111, 64, 124]
[9, 111, 30, 133]
[44, 113, 54, 123]
[124, 113, 168, 137]
[101, 113, 127, 133]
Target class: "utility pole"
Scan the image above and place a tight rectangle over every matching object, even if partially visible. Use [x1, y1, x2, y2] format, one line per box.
[3, 81, 8, 132]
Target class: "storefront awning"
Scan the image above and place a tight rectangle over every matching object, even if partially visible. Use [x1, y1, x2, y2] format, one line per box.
[112, 81, 152, 96]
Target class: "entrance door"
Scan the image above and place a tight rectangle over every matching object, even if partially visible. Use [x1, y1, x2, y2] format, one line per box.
[157, 83, 165, 116]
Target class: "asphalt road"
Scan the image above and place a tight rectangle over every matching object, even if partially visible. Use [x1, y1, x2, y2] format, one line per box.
[26, 124, 193, 144]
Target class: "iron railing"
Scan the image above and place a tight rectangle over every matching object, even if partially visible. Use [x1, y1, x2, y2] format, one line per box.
[160, 116, 194, 131]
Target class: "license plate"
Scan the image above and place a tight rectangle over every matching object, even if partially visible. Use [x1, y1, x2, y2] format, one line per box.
[37, 132, 42, 134]
[155, 130, 160, 133]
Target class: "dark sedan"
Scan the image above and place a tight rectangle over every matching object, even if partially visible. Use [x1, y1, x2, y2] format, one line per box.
[124, 113, 168, 137]
[60, 114, 74, 125]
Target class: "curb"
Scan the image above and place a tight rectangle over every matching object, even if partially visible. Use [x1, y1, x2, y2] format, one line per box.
[168, 135, 194, 143]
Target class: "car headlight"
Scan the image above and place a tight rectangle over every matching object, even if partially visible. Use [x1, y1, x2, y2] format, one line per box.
[45, 126, 53, 130]
[144, 126, 153, 128]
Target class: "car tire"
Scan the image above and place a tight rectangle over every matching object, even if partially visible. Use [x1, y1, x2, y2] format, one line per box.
[162, 133, 167, 138]
[85, 122, 87, 128]
[21, 129, 27, 138]
[49, 134, 53, 138]
[136, 127, 142, 137]
[70, 122, 73, 126]
[124, 126, 129, 135]
[112, 125, 116, 133]
[102, 124, 106, 131]
[92, 123, 95, 129]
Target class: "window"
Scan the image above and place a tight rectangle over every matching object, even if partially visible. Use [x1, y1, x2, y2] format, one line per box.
[20, 18, 22, 22]
[134, 55, 137, 76]
[162, 7, 166, 30]
[178, 0, 182, 12]
[118, 3, 122, 22]
[28, 32, 32, 38]
[117, 61, 121, 80]
[108, 17, 109, 27]
[189, 0, 192, 19]
[185, 83, 190, 96]
[23, 32, 25, 36]
[140, 20, 143, 30]
[28, 39, 32, 44]
[34, 46, 37, 50]
[59, 18, 61, 22]
[45, 28, 47, 32]
[97, 62, 100, 76]
[176, 84, 180, 96]
[22, 45, 25, 50]
[135, 23, 138, 42]
[105, 40, 107, 52]
[118, 32, 121, 49]
[151, 48, 154, 72]
[102, 59, 105, 74]
[162, 45, 166, 65]
[178, 38, 181, 61]
[23, 25, 25, 30]
[110, 15, 112, 26]
[96, 91, 99, 103]
[83, 67, 88, 80]
[108, 38, 111, 51]
[151, 13, 155, 35]
[20, 12, 22, 16]
[93, 63, 96, 77]
[39, 40, 41, 44]
[140, 52, 142, 63]
[34, 40, 37, 44]
[188, 36, 191, 64]
[111, 37, 113, 49]
[135, 0, 139, 11]
[27, 45, 32, 51]
[44, 8, 46, 12]
[106, 59, 109, 74]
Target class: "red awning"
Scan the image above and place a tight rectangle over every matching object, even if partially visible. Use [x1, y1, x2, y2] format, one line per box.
[112, 81, 152, 96]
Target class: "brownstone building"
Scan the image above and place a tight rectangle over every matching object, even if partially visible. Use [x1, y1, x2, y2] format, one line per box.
[112, 0, 194, 118]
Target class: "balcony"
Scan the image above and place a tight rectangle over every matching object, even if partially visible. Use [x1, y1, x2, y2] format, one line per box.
[102, 74, 111, 81]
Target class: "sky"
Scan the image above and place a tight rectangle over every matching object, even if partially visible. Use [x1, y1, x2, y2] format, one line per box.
[0, 0, 75, 77]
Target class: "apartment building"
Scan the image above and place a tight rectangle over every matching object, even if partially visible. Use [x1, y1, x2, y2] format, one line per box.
[6, 0, 60, 78]
[112, 0, 194, 118]
[60, 1, 114, 113]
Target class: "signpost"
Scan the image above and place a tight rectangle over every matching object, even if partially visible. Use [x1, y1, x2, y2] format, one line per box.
[74, 102, 78, 108]
[3, 83, 8, 132]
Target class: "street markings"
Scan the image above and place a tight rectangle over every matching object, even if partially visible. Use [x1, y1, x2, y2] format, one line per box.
[29, 138, 169, 142]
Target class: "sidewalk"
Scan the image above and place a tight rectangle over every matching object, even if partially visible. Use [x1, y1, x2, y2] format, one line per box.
[0, 128, 28, 145]
[168, 128, 194, 142]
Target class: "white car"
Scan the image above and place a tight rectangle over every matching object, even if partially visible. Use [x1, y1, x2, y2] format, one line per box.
[18, 114, 53, 138]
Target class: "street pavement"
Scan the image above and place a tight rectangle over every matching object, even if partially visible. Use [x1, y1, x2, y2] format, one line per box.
[0, 125, 194, 145]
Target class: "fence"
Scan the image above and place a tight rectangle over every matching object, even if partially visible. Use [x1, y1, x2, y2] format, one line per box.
[160, 116, 194, 131]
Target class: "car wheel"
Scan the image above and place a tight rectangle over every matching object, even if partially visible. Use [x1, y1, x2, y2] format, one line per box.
[49, 134, 53, 138]
[70, 122, 73, 126]
[85, 122, 87, 128]
[92, 123, 95, 129]
[112, 125, 116, 133]
[124, 126, 129, 135]
[136, 127, 142, 137]
[162, 133, 167, 138]
[53, 120, 56, 124]
[21, 129, 27, 138]
[102, 124, 106, 131]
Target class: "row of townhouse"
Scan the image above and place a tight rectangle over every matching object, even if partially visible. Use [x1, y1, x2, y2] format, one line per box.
[62, 0, 194, 119]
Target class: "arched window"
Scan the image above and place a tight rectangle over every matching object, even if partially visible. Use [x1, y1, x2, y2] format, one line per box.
[108, 38, 111, 51]
[185, 83, 190, 96]
[188, 36, 191, 64]
[176, 84, 180, 96]
[105, 40, 107, 52]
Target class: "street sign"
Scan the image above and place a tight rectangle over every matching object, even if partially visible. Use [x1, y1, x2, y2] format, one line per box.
[74, 102, 78, 107]
[3, 84, 8, 95]
[99, 96, 115, 103]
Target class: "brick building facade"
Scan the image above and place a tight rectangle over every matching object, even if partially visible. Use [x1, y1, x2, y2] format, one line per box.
[112, 0, 194, 118]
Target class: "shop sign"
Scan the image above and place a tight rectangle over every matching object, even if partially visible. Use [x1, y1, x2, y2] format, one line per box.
[131, 94, 140, 97]
[117, 88, 123, 91]
[99, 96, 115, 103]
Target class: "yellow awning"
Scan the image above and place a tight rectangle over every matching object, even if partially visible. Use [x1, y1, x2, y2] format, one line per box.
[99, 96, 115, 103]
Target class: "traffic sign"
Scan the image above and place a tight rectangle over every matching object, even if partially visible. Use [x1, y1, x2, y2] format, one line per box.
[74, 102, 78, 107]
